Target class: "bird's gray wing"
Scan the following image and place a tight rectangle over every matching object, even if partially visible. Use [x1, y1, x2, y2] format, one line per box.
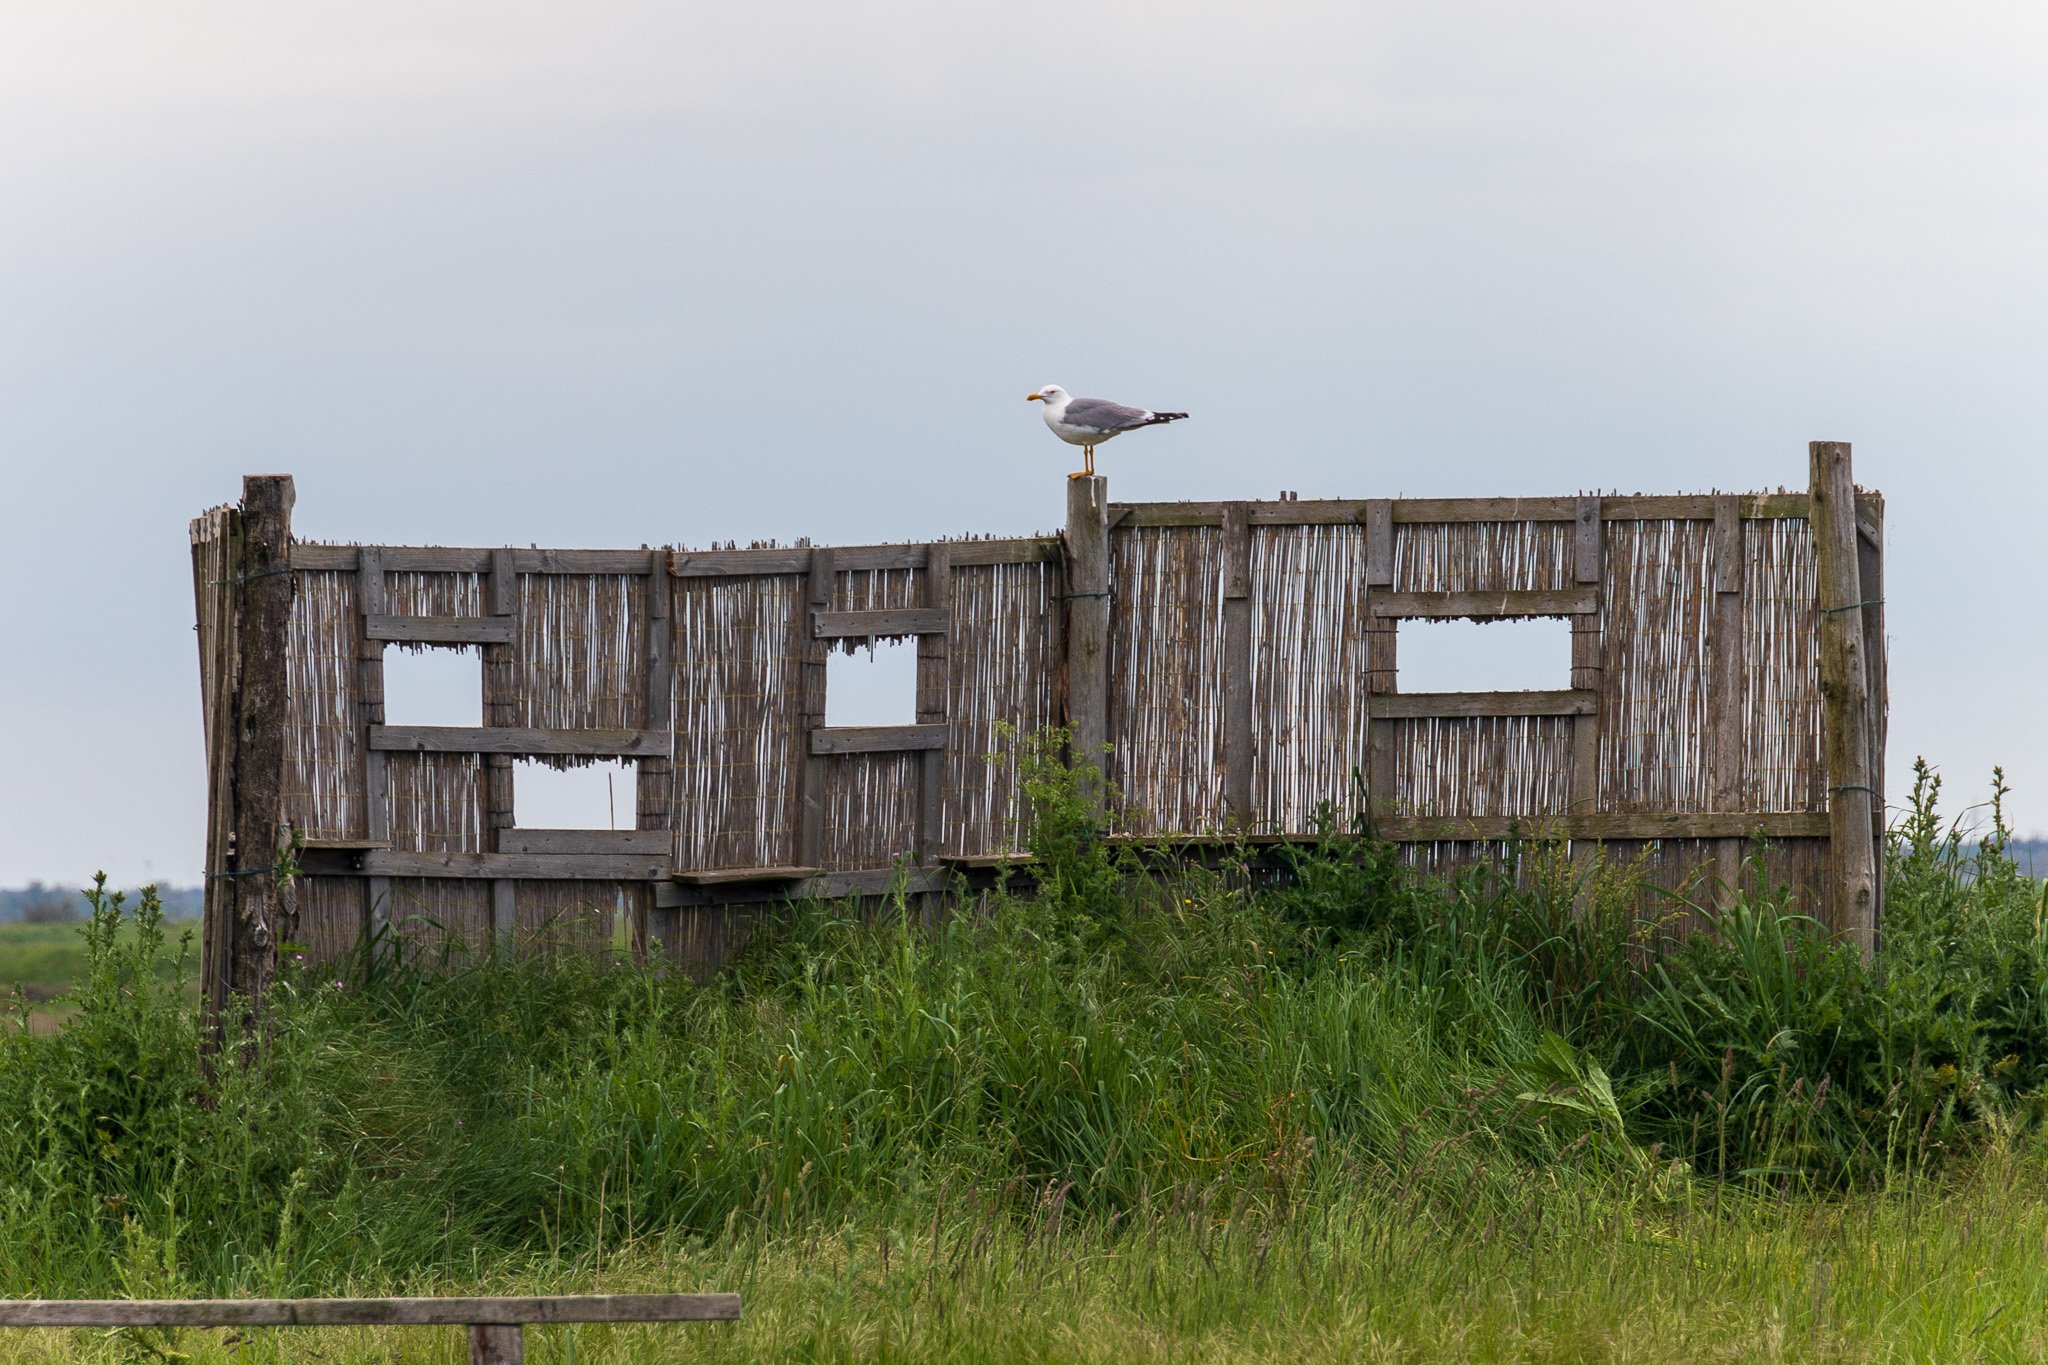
[1061, 397, 1153, 431]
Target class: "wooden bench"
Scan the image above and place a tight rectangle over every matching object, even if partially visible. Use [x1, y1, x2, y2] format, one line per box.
[0, 1293, 740, 1363]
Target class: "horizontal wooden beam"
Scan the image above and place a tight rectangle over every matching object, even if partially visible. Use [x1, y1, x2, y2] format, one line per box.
[1371, 689, 1598, 719]
[1106, 494, 1812, 529]
[945, 537, 1060, 566]
[813, 608, 947, 638]
[657, 866, 944, 906]
[293, 546, 660, 575]
[0, 1295, 741, 1328]
[671, 548, 813, 577]
[368, 726, 669, 757]
[1370, 589, 1598, 618]
[1374, 812, 1830, 842]
[672, 865, 819, 886]
[494, 828, 672, 857]
[809, 724, 948, 755]
[364, 615, 514, 645]
[356, 850, 672, 880]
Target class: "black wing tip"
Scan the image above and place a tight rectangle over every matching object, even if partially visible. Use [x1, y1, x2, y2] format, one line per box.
[1147, 411, 1189, 424]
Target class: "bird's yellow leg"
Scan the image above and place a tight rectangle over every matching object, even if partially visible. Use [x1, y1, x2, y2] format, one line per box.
[1070, 445, 1094, 480]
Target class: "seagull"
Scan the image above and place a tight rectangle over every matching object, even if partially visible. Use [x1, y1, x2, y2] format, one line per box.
[1026, 384, 1188, 478]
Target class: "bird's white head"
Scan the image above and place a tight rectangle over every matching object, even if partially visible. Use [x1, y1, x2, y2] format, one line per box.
[1026, 384, 1067, 405]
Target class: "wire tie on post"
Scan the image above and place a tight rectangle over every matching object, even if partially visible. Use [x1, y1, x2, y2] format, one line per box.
[1821, 598, 1883, 615]
[1053, 591, 1111, 602]
[208, 866, 283, 879]
[1828, 785, 1880, 797]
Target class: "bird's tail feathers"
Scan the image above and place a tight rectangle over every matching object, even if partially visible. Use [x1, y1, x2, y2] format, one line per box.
[1143, 411, 1189, 425]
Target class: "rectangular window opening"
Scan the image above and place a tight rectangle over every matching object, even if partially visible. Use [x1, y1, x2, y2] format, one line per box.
[1397, 616, 1572, 694]
[826, 637, 919, 727]
[513, 759, 637, 830]
[381, 645, 482, 727]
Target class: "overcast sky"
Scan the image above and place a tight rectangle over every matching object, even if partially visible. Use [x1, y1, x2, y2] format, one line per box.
[3, 3, 2045, 885]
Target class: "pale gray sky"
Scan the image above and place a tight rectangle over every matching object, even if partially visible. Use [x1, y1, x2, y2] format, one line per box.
[3, 3, 2045, 884]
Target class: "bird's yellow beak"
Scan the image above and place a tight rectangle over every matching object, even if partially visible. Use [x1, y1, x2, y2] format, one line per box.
[1026, 392, 1043, 402]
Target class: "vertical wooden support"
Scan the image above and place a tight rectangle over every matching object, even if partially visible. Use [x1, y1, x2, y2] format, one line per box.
[227, 475, 296, 1016]
[796, 547, 834, 870]
[1811, 441, 1878, 960]
[1569, 497, 1603, 816]
[917, 542, 953, 864]
[484, 548, 518, 955]
[469, 1323, 523, 1364]
[193, 505, 243, 1061]
[641, 549, 676, 958]
[357, 546, 391, 950]
[1709, 494, 1746, 907]
[1064, 477, 1111, 789]
[1362, 499, 1395, 822]
[1221, 504, 1253, 831]
[1855, 493, 1888, 936]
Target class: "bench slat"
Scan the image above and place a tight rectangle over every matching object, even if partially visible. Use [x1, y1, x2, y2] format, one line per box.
[0, 1294, 740, 1327]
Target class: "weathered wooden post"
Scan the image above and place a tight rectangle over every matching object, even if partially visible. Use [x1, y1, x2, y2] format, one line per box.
[1221, 503, 1253, 830]
[1064, 476, 1110, 790]
[1708, 493, 1746, 908]
[201, 474, 297, 1050]
[1810, 442, 1879, 959]
[470, 1321, 523, 1363]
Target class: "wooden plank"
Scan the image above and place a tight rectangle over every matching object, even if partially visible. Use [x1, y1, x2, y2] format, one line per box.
[1103, 492, 1813, 530]
[1856, 493, 1888, 932]
[288, 544, 359, 571]
[1375, 812, 1831, 842]
[938, 852, 1036, 869]
[918, 542, 953, 864]
[0, 1295, 742, 1328]
[795, 549, 833, 871]
[671, 548, 813, 577]
[813, 607, 948, 638]
[1575, 497, 1603, 584]
[482, 550, 518, 956]
[1364, 501, 1395, 819]
[368, 726, 668, 757]
[1222, 503, 1252, 830]
[1369, 589, 1598, 618]
[1363, 500, 1394, 586]
[488, 548, 517, 617]
[1065, 477, 1111, 781]
[832, 544, 929, 571]
[1568, 506, 1603, 818]
[227, 475, 296, 1020]
[672, 865, 820, 886]
[495, 829, 673, 856]
[364, 615, 515, 645]
[637, 547, 675, 961]
[302, 547, 654, 574]
[1710, 493, 1746, 909]
[191, 505, 242, 1060]
[1110, 501, 1226, 527]
[658, 867, 942, 906]
[471, 1323, 523, 1364]
[1393, 497, 1578, 523]
[356, 851, 672, 880]
[809, 724, 948, 755]
[1370, 689, 1597, 719]
[356, 546, 392, 948]
[510, 549, 657, 575]
[944, 537, 1060, 566]
[1810, 440, 1878, 960]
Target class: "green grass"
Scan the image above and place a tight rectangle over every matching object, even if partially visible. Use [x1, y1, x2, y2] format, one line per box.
[4, 749, 2048, 1360]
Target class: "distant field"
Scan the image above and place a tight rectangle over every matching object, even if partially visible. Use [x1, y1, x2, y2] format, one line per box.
[0, 918, 198, 1023]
